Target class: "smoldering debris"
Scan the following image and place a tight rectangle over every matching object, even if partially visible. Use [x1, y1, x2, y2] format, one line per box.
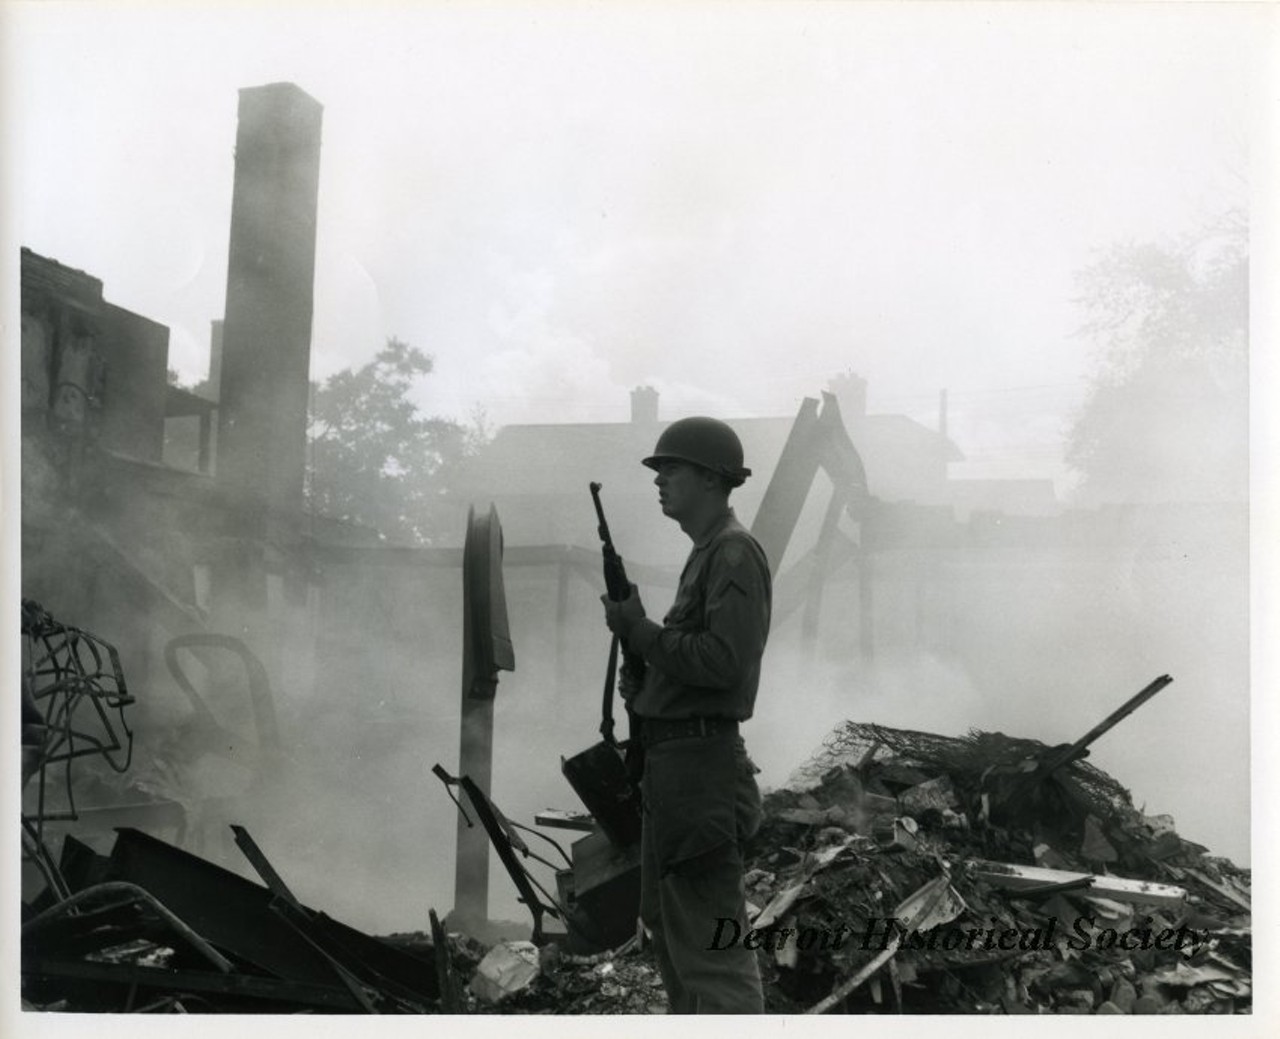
[24, 726, 1251, 1016]
[421, 714, 1249, 1016]
[734, 717, 1251, 1015]
[20, 607, 1249, 1014]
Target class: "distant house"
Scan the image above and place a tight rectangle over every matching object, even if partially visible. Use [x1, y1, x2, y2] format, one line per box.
[453, 374, 975, 566]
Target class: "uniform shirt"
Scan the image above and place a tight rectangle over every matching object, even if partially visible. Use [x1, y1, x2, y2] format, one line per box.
[627, 509, 771, 721]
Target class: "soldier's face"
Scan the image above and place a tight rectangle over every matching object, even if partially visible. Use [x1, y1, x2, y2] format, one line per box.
[653, 460, 708, 521]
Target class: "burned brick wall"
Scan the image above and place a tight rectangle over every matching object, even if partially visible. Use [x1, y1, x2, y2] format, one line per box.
[20, 248, 171, 467]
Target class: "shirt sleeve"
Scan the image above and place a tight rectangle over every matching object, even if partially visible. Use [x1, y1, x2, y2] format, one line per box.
[628, 537, 770, 689]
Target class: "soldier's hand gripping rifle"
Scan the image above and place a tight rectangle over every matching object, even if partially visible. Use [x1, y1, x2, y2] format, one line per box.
[590, 482, 646, 780]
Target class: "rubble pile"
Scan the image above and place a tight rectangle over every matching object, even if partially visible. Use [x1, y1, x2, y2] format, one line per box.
[20, 603, 1249, 1016]
[22, 716, 1252, 1015]
[732, 721, 1251, 1014]
[391, 719, 1250, 1017]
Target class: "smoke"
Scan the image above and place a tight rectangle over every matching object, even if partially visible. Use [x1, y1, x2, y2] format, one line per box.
[748, 643, 988, 794]
[466, 262, 752, 430]
[477, 267, 623, 427]
[21, 474, 1248, 938]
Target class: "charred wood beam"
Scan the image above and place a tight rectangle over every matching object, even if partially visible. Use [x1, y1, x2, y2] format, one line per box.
[751, 396, 822, 577]
[105, 827, 438, 1000]
[1036, 675, 1174, 779]
[429, 908, 461, 1013]
[815, 391, 872, 518]
[267, 901, 382, 1013]
[534, 809, 596, 833]
[105, 827, 357, 985]
[434, 764, 562, 945]
[230, 825, 301, 909]
[771, 530, 859, 625]
[800, 487, 847, 643]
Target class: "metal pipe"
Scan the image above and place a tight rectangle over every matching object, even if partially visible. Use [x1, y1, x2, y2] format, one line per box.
[22, 881, 234, 974]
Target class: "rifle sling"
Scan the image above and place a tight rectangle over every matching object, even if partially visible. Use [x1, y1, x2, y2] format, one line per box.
[600, 634, 620, 745]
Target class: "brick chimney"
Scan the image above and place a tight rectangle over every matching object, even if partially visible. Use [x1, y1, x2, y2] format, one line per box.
[217, 82, 323, 521]
[207, 319, 223, 402]
[631, 385, 659, 423]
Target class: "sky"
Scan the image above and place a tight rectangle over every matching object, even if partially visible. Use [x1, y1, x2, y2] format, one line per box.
[3, 1, 1267, 497]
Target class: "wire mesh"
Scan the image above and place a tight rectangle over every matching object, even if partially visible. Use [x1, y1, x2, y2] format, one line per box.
[21, 599, 135, 844]
[789, 720, 1135, 820]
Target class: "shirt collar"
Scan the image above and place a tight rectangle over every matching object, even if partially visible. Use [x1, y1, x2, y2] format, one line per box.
[691, 508, 736, 550]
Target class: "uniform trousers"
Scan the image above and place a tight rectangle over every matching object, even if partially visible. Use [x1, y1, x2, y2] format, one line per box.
[638, 730, 764, 1014]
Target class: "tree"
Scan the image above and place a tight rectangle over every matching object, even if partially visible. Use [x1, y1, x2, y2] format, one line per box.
[306, 338, 484, 544]
[1065, 211, 1248, 505]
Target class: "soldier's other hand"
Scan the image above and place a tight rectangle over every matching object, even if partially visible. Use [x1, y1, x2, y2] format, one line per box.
[600, 583, 646, 639]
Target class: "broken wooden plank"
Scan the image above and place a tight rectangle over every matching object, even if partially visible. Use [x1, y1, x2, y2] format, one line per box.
[752, 881, 808, 930]
[231, 825, 301, 909]
[1182, 867, 1251, 912]
[1038, 675, 1173, 778]
[534, 809, 597, 832]
[429, 908, 460, 1013]
[970, 860, 1186, 908]
[807, 875, 963, 1014]
[856, 741, 882, 772]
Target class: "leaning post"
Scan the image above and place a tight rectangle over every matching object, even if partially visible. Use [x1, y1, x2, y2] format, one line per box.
[452, 504, 515, 931]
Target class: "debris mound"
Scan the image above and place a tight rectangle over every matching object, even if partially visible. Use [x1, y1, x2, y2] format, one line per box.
[20, 615, 1248, 1016]
[416, 716, 1250, 1016]
[736, 720, 1251, 1014]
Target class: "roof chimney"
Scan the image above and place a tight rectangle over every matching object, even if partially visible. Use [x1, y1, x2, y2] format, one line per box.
[631, 385, 659, 423]
[827, 370, 867, 426]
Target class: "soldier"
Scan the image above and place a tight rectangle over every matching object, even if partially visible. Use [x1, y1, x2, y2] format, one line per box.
[600, 416, 771, 1013]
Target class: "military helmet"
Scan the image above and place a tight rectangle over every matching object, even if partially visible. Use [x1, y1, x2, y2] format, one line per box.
[642, 416, 751, 487]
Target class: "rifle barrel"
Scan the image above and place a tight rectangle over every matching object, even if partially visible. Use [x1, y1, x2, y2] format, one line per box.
[589, 482, 612, 540]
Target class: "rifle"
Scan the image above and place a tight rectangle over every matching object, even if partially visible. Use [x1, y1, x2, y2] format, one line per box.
[590, 482, 648, 685]
[558, 484, 647, 849]
[590, 482, 645, 779]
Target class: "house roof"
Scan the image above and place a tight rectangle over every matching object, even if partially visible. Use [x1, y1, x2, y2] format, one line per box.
[457, 409, 963, 505]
